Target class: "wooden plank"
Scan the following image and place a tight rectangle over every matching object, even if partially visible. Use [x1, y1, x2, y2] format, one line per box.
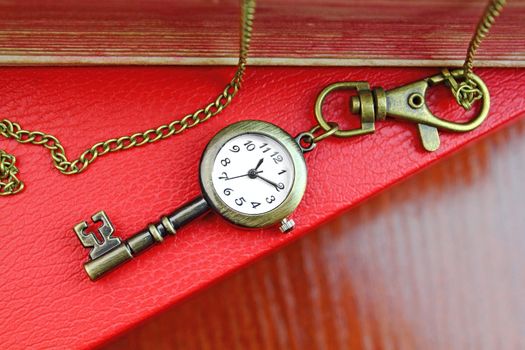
[103, 118, 525, 349]
[1, 0, 523, 66]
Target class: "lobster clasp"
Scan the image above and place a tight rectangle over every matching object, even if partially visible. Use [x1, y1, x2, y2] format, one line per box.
[374, 68, 490, 151]
[315, 69, 490, 151]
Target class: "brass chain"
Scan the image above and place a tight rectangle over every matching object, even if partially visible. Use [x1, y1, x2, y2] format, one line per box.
[452, 0, 506, 110]
[0, 0, 255, 195]
[0, 0, 508, 195]
[0, 150, 24, 195]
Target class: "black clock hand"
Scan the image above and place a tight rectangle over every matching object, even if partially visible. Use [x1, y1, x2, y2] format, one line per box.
[226, 170, 263, 181]
[254, 158, 264, 171]
[228, 159, 264, 181]
[256, 174, 284, 190]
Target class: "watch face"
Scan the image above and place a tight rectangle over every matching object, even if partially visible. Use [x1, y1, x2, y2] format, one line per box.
[211, 133, 295, 215]
[200, 120, 307, 228]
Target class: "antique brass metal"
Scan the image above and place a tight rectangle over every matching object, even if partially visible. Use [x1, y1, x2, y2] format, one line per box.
[75, 197, 209, 280]
[200, 120, 307, 228]
[314, 69, 490, 151]
[75, 120, 307, 280]
[315, 82, 375, 138]
[0, 150, 24, 195]
[74, 211, 121, 260]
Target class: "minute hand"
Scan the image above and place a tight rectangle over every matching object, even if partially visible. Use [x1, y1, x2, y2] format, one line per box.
[256, 174, 284, 190]
[226, 170, 262, 181]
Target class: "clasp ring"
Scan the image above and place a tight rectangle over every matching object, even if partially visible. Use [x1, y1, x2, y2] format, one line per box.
[314, 82, 376, 138]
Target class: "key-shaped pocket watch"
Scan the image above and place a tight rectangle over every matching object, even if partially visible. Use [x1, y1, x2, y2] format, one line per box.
[74, 69, 490, 280]
[75, 120, 307, 280]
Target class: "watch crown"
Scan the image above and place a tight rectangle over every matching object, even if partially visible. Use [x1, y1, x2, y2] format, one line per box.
[279, 218, 295, 233]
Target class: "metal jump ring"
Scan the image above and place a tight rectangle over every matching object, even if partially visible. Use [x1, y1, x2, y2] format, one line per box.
[295, 122, 339, 153]
[310, 122, 340, 143]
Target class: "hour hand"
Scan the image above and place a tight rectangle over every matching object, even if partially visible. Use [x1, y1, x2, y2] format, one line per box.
[254, 158, 264, 171]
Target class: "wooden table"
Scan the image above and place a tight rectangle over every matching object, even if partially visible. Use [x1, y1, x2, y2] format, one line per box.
[103, 118, 525, 350]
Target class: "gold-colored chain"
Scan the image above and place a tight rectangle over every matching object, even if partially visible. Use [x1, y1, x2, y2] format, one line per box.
[0, 150, 23, 195]
[0, 0, 508, 196]
[0, 0, 255, 195]
[452, 0, 506, 110]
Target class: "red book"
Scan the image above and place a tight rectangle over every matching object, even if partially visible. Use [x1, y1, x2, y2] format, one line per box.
[0, 66, 524, 349]
[1, 1, 523, 349]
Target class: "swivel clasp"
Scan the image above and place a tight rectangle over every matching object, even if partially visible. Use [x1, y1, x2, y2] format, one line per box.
[314, 69, 490, 151]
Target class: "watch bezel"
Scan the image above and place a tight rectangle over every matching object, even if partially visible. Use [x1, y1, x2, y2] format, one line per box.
[199, 120, 307, 228]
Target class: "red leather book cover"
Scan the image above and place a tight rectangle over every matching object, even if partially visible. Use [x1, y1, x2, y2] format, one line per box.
[0, 66, 524, 349]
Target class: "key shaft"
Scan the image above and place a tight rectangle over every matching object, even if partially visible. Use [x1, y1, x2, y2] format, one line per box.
[82, 196, 209, 280]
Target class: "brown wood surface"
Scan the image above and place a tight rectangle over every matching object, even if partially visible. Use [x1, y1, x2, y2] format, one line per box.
[102, 119, 525, 350]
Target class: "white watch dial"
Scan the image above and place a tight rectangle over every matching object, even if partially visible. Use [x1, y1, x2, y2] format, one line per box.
[211, 133, 295, 215]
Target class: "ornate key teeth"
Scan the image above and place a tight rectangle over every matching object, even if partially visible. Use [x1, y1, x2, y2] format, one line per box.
[74, 210, 121, 260]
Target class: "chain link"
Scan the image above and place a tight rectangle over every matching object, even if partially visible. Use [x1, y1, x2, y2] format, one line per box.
[0, 0, 255, 195]
[453, 0, 506, 110]
[0, 150, 24, 195]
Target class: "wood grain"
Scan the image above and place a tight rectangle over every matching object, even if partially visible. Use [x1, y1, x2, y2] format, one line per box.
[1, 0, 524, 66]
[100, 119, 525, 349]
